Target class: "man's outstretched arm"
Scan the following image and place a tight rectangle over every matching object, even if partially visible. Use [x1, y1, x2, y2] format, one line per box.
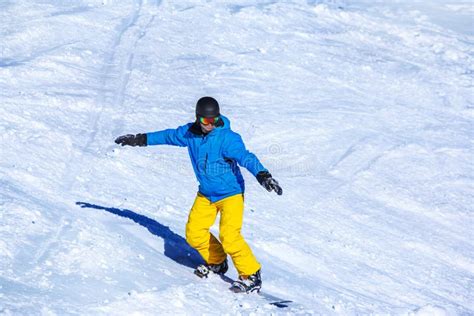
[115, 124, 189, 147]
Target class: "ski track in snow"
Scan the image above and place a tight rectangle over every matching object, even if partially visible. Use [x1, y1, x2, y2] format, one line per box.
[1, 0, 473, 315]
[62, 0, 157, 191]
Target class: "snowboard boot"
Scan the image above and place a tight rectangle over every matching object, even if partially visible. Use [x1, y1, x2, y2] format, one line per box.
[230, 270, 262, 293]
[194, 259, 228, 278]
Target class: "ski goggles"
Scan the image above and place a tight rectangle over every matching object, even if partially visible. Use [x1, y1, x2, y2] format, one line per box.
[199, 116, 220, 125]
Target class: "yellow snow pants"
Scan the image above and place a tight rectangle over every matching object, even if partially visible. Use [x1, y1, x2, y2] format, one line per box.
[185, 193, 261, 276]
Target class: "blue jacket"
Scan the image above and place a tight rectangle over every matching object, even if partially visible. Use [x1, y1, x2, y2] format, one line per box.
[146, 116, 267, 202]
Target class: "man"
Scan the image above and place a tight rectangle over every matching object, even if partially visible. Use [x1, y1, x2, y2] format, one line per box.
[115, 97, 282, 293]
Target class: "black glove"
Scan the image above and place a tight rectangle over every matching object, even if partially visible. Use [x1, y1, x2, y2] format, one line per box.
[256, 171, 282, 195]
[114, 133, 147, 147]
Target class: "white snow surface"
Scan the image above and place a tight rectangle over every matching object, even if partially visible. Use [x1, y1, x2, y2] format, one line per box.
[1, 0, 473, 314]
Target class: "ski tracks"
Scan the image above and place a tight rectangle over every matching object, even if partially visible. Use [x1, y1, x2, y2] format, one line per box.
[52, 0, 159, 278]
[62, 0, 159, 191]
[31, 218, 69, 266]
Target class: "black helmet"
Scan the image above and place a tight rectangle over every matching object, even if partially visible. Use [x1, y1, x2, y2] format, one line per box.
[196, 97, 220, 118]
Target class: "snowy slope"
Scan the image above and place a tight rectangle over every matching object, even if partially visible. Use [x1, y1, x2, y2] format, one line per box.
[1, 0, 473, 314]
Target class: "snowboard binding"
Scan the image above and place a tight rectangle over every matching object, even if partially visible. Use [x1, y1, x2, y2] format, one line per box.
[230, 270, 262, 293]
[194, 259, 229, 278]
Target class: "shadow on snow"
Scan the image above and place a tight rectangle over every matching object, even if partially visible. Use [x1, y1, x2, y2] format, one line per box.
[75, 201, 203, 269]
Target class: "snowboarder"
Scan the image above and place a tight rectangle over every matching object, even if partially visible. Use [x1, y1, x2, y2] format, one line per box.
[115, 96, 282, 293]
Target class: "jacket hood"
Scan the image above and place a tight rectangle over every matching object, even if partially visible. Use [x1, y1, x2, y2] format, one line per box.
[220, 115, 231, 130]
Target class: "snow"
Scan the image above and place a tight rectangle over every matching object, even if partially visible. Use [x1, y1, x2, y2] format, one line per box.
[1, 0, 473, 314]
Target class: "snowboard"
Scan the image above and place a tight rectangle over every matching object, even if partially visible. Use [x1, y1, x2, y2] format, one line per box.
[221, 275, 294, 308]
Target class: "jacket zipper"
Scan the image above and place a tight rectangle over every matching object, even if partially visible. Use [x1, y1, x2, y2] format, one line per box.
[204, 153, 208, 174]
